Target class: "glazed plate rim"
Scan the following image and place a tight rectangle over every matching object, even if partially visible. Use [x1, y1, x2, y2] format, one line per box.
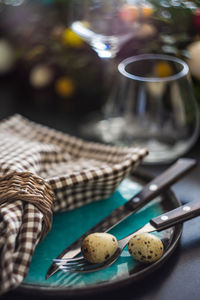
[18, 169, 183, 297]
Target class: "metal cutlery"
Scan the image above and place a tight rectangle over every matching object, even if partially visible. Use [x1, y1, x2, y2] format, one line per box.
[54, 199, 200, 273]
[46, 158, 197, 279]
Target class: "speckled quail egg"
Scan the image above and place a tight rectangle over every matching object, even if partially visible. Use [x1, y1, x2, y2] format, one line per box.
[81, 232, 118, 264]
[128, 233, 164, 263]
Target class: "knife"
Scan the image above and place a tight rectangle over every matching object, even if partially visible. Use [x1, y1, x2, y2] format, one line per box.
[46, 158, 197, 279]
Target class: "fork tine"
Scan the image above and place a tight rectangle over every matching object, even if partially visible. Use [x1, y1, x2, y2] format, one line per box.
[53, 257, 85, 264]
[55, 260, 86, 268]
[55, 258, 88, 269]
[55, 248, 121, 274]
[55, 260, 85, 266]
[57, 262, 103, 273]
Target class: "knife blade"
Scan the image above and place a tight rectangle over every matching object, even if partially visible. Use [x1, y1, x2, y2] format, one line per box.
[46, 158, 197, 279]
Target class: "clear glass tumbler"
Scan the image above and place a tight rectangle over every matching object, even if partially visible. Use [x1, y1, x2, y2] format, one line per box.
[99, 54, 199, 163]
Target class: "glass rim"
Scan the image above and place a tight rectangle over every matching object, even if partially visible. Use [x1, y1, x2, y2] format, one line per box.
[118, 54, 189, 82]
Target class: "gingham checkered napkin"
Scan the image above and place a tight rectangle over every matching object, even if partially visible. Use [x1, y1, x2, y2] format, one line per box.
[0, 114, 148, 295]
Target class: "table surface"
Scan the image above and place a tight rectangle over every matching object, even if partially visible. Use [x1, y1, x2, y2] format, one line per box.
[0, 105, 200, 300]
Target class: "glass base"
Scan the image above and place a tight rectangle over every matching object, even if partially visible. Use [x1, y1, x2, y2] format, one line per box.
[79, 116, 199, 164]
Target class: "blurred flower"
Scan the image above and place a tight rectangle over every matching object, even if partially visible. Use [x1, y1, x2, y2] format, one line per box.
[119, 4, 154, 23]
[0, 39, 15, 74]
[153, 61, 173, 77]
[55, 77, 75, 98]
[147, 81, 165, 97]
[29, 65, 54, 88]
[136, 23, 157, 38]
[142, 5, 155, 18]
[62, 28, 84, 48]
[187, 40, 200, 79]
[119, 4, 140, 23]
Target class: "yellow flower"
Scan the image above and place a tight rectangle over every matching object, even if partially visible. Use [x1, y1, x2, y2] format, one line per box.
[55, 77, 75, 98]
[142, 5, 154, 18]
[153, 61, 173, 78]
[62, 28, 84, 48]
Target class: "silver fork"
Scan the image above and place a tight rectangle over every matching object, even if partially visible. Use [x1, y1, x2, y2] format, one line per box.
[54, 199, 200, 273]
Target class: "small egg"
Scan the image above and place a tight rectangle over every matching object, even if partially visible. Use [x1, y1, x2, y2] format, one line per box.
[81, 232, 118, 264]
[128, 233, 164, 263]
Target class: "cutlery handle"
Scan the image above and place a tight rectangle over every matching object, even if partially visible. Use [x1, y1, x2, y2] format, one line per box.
[126, 158, 197, 211]
[46, 158, 197, 279]
[150, 200, 200, 231]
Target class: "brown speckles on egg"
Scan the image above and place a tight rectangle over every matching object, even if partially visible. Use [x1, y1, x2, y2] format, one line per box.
[128, 233, 164, 263]
[83, 247, 88, 253]
[81, 232, 118, 264]
[105, 254, 110, 260]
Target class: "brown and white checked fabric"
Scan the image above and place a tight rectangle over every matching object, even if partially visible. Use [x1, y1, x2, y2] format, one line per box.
[0, 114, 148, 294]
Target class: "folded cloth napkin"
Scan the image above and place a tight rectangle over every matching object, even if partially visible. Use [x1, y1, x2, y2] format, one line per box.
[0, 114, 148, 294]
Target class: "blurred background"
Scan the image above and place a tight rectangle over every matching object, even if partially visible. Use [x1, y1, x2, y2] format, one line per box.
[0, 0, 200, 136]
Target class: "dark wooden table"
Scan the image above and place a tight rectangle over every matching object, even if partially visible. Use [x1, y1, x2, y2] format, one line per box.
[0, 102, 200, 300]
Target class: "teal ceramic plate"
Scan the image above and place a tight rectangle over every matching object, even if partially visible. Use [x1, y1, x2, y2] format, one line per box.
[19, 170, 182, 296]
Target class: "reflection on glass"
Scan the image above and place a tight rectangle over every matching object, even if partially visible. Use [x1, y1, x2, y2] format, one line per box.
[93, 54, 199, 163]
[69, 0, 148, 59]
